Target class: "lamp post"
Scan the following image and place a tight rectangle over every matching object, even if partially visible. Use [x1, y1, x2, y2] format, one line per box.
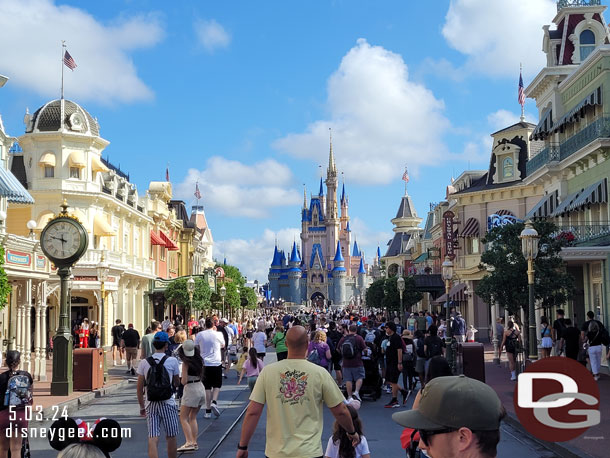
[486, 264, 500, 364]
[96, 253, 109, 383]
[442, 256, 454, 371]
[235, 287, 240, 321]
[220, 284, 226, 319]
[520, 221, 540, 362]
[187, 276, 195, 321]
[397, 276, 405, 320]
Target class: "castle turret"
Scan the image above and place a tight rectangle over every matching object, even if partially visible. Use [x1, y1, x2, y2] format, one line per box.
[340, 182, 348, 219]
[357, 257, 367, 291]
[288, 241, 302, 303]
[318, 177, 325, 214]
[352, 240, 360, 258]
[332, 240, 346, 307]
[269, 245, 282, 299]
[325, 130, 338, 220]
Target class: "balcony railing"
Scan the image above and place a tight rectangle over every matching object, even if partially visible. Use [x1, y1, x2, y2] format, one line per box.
[554, 223, 610, 244]
[526, 117, 610, 176]
[557, 0, 601, 11]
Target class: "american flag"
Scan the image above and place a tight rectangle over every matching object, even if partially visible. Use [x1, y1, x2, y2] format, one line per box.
[402, 168, 409, 183]
[518, 71, 525, 107]
[194, 181, 201, 200]
[63, 50, 77, 71]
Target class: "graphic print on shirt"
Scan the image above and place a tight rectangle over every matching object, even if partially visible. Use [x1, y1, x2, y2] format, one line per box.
[278, 369, 308, 405]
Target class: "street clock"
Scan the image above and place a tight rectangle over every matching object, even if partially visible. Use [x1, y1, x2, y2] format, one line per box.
[40, 201, 88, 267]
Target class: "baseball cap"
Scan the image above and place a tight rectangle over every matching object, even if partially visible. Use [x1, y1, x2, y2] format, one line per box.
[392, 375, 503, 431]
[128, 323, 133, 328]
[153, 332, 170, 343]
[182, 339, 195, 357]
[221, 318, 229, 324]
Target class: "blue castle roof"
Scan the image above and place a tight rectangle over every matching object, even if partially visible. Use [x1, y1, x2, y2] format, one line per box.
[358, 257, 366, 274]
[309, 243, 325, 268]
[377, 246, 381, 259]
[346, 221, 351, 232]
[271, 245, 281, 266]
[289, 241, 301, 263]
[353, 240, 360, 257]
[333, 241, 344, 262]
[340, 182, 346, 204]
[319, 177, 324, 196]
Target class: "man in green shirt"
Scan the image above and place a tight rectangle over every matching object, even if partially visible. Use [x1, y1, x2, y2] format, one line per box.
[416, 312, 428, 332]
[236, 326, 358, 458]
[140, 320, 161, 360]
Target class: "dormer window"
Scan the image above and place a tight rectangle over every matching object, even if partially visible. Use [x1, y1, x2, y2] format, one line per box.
[502, 157, 514, 179]
[580, 29, 595, 62]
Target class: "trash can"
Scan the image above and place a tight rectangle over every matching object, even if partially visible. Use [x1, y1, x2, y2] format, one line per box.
[73, 348, 104, 390]
[457, 342, 485, 383]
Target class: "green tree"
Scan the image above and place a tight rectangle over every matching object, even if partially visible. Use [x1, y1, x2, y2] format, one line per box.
[241, 287, 258, 309]
[382, 276, 423, 314]
[224, 280, 240, 311]
[165, 277, 212, 312]
[0, 247, 10, 308]
[219, 264, 245, 288]
[366, 279, 385, 309]
[475, 220, 575, 351]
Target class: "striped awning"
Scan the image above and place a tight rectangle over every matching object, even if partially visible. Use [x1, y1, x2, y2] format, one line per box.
[567, 178, 608, 212]
[525, 191, 558, 220]
[531, 109, 553, 141]
[160, 231, 179, 251]
[552, 190, 581, 217]
[0, 167, 34, 204]
[553, 87, 602, 134]
[495, 209, 514, 217]
[432, 283, 468, 304]
[459, 218, 480, 238]
[150, 230, 165, 246]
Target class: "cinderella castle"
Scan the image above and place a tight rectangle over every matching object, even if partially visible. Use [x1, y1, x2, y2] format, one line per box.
[268, 135, 372, 307]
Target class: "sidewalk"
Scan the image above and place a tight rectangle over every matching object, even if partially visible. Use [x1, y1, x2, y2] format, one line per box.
[483, 344, 608, 458]
[2, 352, 130, 417]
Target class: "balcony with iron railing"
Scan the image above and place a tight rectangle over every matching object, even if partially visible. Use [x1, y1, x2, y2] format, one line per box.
[526, 116, 610, 176]
[554, 223, 610, 246]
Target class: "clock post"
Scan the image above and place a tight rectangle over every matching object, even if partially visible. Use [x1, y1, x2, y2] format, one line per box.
[41, 201, 89, 397]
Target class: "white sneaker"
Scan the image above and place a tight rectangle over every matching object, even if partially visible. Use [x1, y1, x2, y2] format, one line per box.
[113, 361, 117, 366]
[211, 403, 220, 417]
[121, 359, 126, 365]
[204, 412, 211, 419]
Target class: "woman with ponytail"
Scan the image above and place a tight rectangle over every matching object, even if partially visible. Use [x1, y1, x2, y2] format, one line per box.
[237, 347, 264, 392]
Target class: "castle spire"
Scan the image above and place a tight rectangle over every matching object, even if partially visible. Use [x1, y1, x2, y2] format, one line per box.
[328, 128, 336, 174]
[303, 184, 307, 209]
[319, 177, 324, 196]
[358, 257, 366, 274]
[333, 240, 344, 262]
[290, 241, 301, 263]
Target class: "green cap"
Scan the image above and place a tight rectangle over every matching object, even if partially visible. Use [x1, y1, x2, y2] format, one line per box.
[392, 375, 503, 431]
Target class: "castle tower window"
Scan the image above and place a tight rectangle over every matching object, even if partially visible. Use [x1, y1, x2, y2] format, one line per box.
[580, 30, 595, 62]
[502, 156, 514, 179]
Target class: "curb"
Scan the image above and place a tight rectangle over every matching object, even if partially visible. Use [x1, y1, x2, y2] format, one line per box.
[503, 411, 596, 458]
[34, 379, 130, 425]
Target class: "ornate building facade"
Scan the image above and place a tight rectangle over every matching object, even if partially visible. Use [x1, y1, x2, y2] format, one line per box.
[268, 139, 369, 307]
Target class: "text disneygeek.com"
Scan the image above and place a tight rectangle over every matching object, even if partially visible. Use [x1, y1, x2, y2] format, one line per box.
[5, 423, 132, 440]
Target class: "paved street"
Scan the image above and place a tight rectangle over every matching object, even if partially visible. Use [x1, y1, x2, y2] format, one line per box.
[26, 351, 558, 458]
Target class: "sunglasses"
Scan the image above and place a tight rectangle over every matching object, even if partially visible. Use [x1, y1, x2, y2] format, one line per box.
[418, 428, 457, 447]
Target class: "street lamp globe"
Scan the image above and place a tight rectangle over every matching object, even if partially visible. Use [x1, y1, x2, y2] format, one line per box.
[220, 285, 226, 297]
[97, 254, 109, 283]
[187, 276, 195, 294]
[441, 256, 454, 281]
[397, 276, 405, 293]
[520, 221, 540, 260]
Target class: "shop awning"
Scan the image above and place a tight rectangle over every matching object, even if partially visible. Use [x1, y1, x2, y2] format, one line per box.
[413, 252, 429, 263]
[567, 178, 608, 212]
[68, 151, 86, 168]
[551, 190, 581, 217]
[0, 167, 34, 204]
[531, 109, 553, 141]
[93, 214, 116, 237]
[91, 155, 109, 173]
[553, 87, 602, 134]
[36, 212, 55, 230]
[39, 153, 56, 167]
[432, 283, 468, 304]
[160, 231, 179, 250]
[525, 191, 558, 220]
[150, 230, 165, 246]
[459, 218, 480, 238]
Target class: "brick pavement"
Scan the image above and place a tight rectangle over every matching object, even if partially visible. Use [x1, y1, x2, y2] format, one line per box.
[483, 344, 608, 458]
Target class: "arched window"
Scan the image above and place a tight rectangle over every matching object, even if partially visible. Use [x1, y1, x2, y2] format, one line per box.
[580, 30, 595, 62]
[502, 157, 514, 179]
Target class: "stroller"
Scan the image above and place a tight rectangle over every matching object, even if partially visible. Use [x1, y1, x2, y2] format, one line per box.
[358, 343, 383, 400]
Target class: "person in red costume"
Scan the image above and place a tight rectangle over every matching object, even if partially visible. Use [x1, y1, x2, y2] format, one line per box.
[79, 318, 90, 349]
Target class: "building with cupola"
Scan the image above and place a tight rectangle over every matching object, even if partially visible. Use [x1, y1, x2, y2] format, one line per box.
[268, 137, 370, 308]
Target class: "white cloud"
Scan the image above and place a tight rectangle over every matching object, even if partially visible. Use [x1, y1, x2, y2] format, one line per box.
[487, 109, 536, 130]
[215, 228, 301, 282]
[175, 157, 301, 218]
[273, 38, 451, 185]
[0, 0, 163, 104]
[442, 0, 556, 78]
[195, 19, 231, 53]
[349, 217, 393, 262]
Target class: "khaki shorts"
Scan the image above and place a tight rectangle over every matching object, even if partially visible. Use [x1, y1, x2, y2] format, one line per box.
[125, 347, 138, 362]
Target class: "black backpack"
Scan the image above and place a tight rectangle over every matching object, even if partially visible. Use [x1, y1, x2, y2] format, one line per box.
[145, 355, 172, 402]
[415, 338, 425, 358]
[425, 338, 442, 359]
[342, 336, 356, 359]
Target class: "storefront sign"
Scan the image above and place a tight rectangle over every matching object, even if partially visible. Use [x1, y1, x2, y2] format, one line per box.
[73, 276, 97, 281]
[487, 213, 519, 231]
[36, 255, 46, 269]
[6, 250, 31, 266]
[443, 211, 455, 260]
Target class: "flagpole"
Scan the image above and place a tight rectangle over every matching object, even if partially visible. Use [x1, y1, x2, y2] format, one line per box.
[520, 63, 525, 122]
[61, 41, 66, 131]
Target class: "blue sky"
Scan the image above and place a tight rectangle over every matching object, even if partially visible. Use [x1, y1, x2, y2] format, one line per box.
[1, 0, 584, 281]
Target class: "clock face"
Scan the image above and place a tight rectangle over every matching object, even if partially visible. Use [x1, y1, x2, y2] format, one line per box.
[41, 220, 83, 260]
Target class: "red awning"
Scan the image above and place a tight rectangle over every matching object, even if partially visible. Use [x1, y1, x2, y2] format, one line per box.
[150, 230, 165, 246]
[160, 231, 179, 251]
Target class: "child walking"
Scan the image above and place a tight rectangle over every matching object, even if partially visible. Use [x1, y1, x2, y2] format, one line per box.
[325, 402, 370, 458]
[238, 348, 265, 392]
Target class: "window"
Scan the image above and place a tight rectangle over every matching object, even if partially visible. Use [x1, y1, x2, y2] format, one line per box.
[44, 166, 54, 178]
[502, 157, 514, 179]
[69, 167, 80, 179]
[470, 238, 480, 255]
[580, 30, 595, 62]
[160, 247, 166, 261]
[123, 224, 130, 252]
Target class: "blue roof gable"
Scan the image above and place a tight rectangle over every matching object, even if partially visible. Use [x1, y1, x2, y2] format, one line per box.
[309, 243, 325, 268]
[307, 197, 324, 222]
